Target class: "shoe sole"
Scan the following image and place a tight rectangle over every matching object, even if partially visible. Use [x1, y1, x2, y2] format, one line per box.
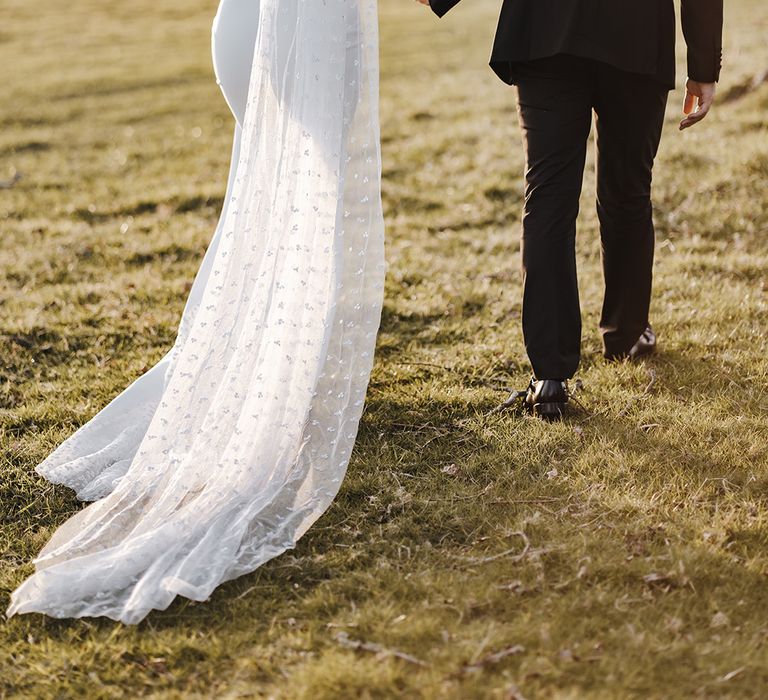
[533, 401, 567, 421]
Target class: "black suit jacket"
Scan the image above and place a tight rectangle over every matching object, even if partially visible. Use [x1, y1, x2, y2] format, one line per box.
[429, 0, 723, 89]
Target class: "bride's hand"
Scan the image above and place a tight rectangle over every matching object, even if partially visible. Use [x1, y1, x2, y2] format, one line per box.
[680, 79, 716, 131]
[415, 0, 430, 5]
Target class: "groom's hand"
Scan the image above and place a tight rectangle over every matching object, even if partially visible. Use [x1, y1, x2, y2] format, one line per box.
[415, 0, 430, 5]
[679, 79, 716, 130]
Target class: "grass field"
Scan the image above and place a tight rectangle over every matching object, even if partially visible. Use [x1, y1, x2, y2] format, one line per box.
[2, 0, 768, 697]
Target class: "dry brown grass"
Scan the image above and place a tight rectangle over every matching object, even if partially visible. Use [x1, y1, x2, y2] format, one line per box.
[2, 0, 768, 697]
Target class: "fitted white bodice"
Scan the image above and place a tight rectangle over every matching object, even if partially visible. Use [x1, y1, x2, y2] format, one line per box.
[212, 0, 260, 125]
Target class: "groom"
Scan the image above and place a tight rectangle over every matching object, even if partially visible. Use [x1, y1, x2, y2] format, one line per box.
[419, 0, 723, 420]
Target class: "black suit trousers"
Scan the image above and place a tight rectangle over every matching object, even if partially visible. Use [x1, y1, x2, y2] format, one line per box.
[515, 54, 668, 379]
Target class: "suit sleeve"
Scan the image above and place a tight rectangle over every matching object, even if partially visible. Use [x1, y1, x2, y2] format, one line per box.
[681, 0, 723, 82]
[429, 0, 462, 18]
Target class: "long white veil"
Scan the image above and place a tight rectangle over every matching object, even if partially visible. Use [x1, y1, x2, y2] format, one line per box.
[7, 0, 384, 624]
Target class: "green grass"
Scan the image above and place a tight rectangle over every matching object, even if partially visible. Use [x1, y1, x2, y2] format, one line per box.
[2, 0, 768, 697]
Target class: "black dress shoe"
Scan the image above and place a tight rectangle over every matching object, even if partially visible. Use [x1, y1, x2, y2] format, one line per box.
[605, 324, 657, 361]
[525, 378, 569, 421]
[629, 324, 656, 360]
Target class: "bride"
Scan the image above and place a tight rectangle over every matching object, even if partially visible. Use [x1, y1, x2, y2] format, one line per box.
[7, 0, 385, 624]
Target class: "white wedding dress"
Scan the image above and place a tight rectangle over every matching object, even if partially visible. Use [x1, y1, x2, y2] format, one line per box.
[7, 0, 385, 624]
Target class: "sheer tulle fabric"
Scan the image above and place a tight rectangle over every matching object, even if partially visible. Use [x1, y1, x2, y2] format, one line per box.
[7, 0, 384, 624]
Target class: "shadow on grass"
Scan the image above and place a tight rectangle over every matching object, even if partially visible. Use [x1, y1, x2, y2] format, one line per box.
[2, 319, 767, 696]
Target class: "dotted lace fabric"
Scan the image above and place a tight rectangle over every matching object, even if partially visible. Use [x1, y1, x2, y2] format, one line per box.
[7, 0, 385, 624]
